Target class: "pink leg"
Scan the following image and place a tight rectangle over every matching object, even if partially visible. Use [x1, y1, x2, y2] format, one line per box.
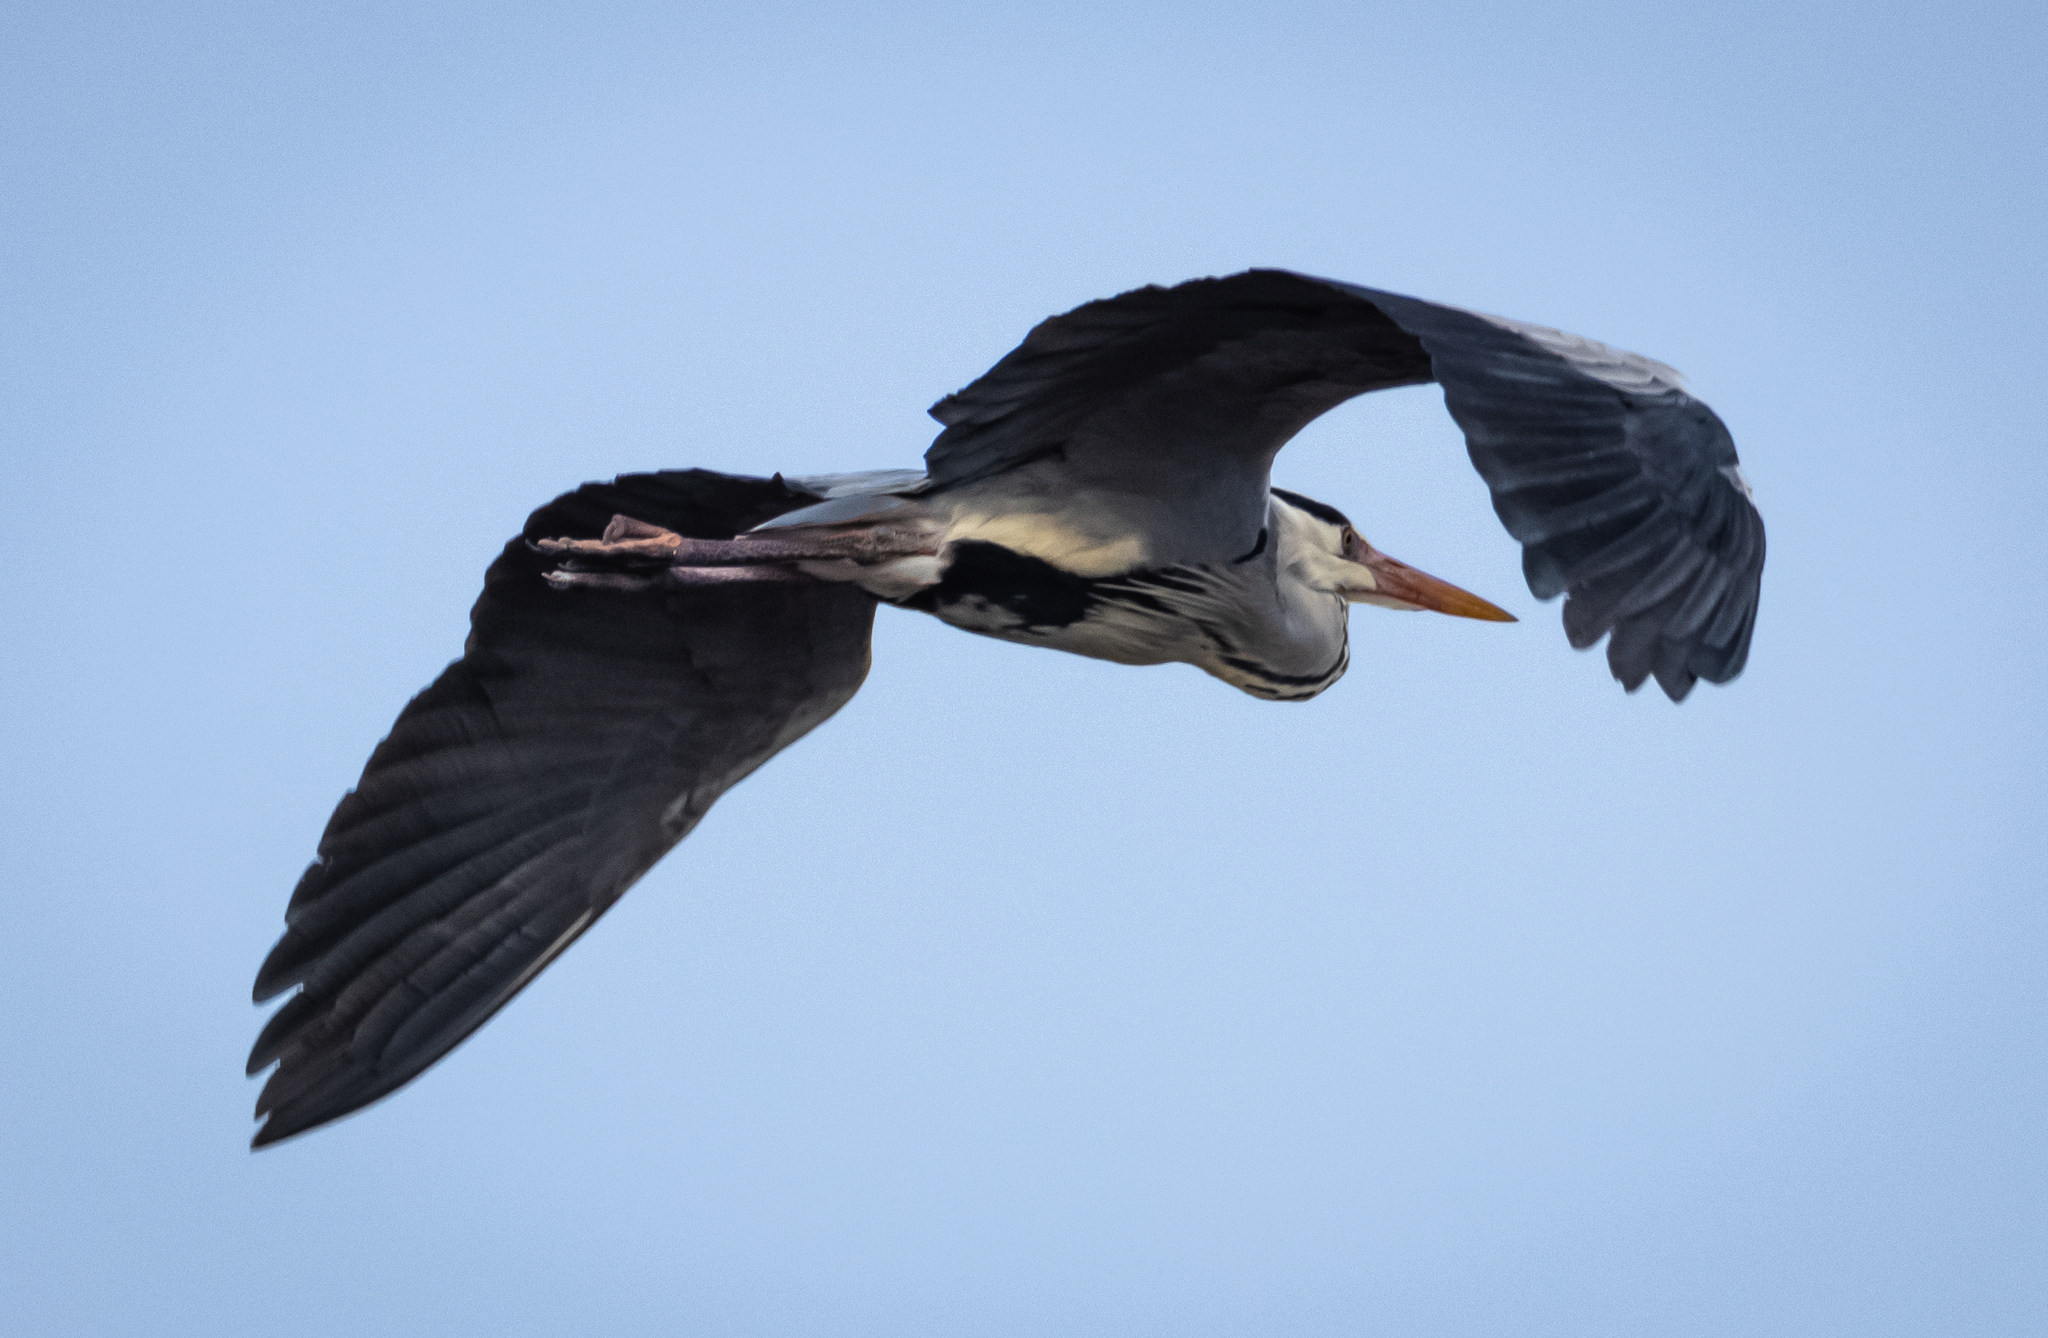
[544, 564, 812, 592]
[535, 512, 939, 590]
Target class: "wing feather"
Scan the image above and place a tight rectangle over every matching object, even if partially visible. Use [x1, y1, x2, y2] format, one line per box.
[247, 468, 877, 1145]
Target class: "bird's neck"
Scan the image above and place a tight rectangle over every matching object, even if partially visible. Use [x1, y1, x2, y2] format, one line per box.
[1192, 525, 1350, 700]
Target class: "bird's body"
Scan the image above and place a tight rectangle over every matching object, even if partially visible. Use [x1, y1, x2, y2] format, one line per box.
[920, 522, 1347, 700]
[771, 485, 1364, 699]
[247, 270, 1766, 1145]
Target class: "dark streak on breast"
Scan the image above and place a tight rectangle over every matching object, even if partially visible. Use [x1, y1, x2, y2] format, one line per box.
[1122, 569, 1208, 595]
[1232, 528, 1268, 564]
[1098, 587, 1172, 616]
[1221, 645, 1349, 689]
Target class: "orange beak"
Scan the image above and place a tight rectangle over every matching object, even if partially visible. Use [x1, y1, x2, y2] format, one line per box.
[1350, 548, 1516, 621]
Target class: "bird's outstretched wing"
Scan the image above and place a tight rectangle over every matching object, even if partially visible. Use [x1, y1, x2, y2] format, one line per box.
[247, 470, 877, 1146]
[925, 270, 1764, 700]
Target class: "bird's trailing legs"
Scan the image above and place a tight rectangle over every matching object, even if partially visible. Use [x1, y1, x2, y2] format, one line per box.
[539, 513, 942, 593]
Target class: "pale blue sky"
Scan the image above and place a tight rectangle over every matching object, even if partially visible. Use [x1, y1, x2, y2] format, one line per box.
[3, 3, 2044, 1335]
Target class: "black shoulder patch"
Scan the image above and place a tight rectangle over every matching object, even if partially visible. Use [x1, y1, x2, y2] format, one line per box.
[903, 540, 1098, 629]
[1232, 528, 1268, 563]
[1269, 488, 1352, 530]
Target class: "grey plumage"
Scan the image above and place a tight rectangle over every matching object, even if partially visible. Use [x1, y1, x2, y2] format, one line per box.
[925, 271, 1761, 695]
[1355, 286, 1760, 697]
[248, 270, 1764, 1145]
[248, 472, 875, 1146]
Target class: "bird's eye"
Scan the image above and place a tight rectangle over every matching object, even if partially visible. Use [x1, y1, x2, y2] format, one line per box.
[1340, 526, 1358, 555]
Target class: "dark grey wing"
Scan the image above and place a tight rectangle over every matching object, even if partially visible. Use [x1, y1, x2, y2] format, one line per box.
[925, 271, 1436, 555]
[924, 270, 1763, 700]
[247, 469, 877, 1146]
[1343, 284, 1763, 700]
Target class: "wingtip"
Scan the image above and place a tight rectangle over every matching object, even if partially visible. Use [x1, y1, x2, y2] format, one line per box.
[249, 1112, 316, 1150]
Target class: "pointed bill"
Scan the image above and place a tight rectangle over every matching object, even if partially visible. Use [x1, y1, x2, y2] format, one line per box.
[1353, 549, 1516, 621]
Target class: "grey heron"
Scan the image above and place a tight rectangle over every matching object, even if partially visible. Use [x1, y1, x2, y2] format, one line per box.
[247, 269, 1765, 1146]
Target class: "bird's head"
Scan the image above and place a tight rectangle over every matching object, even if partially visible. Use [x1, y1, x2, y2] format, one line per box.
[1270, 488, 1516, 621]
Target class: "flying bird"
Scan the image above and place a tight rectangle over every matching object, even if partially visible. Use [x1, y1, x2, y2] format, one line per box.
[247, 269, 1765, 1145]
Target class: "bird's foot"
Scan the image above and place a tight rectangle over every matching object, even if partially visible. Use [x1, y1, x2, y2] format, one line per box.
[538, 515, 691, 591]
[539, 514, 938, 567]
[534, 514, 685, 566]
[537, 512, 944, 592]
[538, 514, 828, 590]
[543, 564, 814, 592]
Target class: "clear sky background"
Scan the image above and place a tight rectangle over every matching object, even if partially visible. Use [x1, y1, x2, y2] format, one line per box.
[3, 3, 2043, 1334]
